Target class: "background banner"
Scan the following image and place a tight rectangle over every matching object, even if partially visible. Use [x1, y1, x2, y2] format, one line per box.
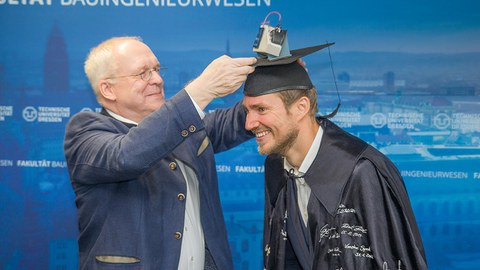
[1, 1, 479, 269]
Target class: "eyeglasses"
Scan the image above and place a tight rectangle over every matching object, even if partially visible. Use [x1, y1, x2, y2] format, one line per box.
[106, 66, 167, 82]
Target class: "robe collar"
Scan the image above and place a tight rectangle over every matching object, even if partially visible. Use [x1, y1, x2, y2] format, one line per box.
[303, 118, 368, 215]
[266, 118, 369, 216]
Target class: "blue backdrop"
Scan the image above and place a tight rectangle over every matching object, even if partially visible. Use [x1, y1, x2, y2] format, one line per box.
[1, 1, 480, 269]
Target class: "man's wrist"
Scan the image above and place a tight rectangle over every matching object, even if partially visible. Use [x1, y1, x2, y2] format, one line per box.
[185, 90, 206, 120]
[184, 79, 214, 110]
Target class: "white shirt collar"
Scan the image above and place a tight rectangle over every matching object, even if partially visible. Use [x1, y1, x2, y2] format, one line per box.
[105, 108, 138, 126]
[284, 124, 324, 176]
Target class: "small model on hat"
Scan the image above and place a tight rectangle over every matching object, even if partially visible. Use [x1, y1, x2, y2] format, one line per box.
[245, 11, 339, 117]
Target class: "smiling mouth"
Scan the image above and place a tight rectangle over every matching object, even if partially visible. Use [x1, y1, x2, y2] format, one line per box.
[255, 129, 271, 138]
[146, 91, 163, 97]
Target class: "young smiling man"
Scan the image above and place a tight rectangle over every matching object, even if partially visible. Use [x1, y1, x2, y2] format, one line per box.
[242, 52, 427, 269]
[64, 36, 256, 270]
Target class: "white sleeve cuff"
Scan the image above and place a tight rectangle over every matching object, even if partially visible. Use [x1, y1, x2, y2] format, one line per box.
[187, 92, 206, 120]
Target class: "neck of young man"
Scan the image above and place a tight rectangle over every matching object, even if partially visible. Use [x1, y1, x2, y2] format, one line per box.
[284, 118, 320, 169]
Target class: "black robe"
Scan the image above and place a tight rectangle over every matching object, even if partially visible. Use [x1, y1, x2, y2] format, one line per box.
[263, 119, 427, 270]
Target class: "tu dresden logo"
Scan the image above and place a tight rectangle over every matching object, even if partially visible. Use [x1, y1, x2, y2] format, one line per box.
[23, 106, 38, 122]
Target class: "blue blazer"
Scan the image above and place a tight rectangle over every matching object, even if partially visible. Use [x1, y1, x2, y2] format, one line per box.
[64, 90, 253, 270]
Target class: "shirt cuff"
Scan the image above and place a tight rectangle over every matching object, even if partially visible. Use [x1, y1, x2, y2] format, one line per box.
[187, 92, 206, 120]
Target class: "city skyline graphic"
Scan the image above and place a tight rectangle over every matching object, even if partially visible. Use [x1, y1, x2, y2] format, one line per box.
[1, 2, 480, 269]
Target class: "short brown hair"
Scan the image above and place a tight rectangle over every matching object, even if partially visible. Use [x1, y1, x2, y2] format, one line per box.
[277, 88, 318, 117]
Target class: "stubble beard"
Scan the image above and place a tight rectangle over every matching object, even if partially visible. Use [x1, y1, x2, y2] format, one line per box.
[257, 124, 299, 156]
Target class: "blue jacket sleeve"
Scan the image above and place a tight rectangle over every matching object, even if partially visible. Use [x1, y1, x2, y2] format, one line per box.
[203, 100, 254, 154]
[64, 90, 204, 184]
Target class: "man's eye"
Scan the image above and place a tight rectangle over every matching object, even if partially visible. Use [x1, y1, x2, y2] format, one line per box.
[258, 107, 266, 112]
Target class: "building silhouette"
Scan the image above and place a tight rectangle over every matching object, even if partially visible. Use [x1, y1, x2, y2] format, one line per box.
[226, 39, 231, 57]
[44, 23, 69, 93]
[383, 71, 395, 93]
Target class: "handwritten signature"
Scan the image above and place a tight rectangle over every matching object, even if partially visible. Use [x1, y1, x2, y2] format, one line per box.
[383, 260, 402, 270]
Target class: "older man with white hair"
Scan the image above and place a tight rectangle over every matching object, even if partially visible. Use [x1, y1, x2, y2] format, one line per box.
[64, 36, 256, 270]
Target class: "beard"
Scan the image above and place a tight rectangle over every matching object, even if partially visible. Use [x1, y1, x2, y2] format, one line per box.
[257, 124, 299, 156]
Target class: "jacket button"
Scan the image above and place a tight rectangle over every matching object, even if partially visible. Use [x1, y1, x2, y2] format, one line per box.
[174, 232, 182, 240]
[177, 193, 185, 201]
[169, 162, 177, 170]
[188, 125, 196, 133]
[181, 130, 188, 137]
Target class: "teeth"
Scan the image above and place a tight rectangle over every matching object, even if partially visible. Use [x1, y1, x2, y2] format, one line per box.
[256, 130, 270, 138]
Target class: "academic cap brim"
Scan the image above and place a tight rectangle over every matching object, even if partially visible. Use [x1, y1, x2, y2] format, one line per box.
[255, 42, 334, 67]
[245, 42, 335, 97]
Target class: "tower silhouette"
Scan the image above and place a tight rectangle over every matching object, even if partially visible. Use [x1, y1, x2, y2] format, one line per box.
[226, 39, 231, 57]
[44, 23, 69, 92]
[383, 71, 395, 93]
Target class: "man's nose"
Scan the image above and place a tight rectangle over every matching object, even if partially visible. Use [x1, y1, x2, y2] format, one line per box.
[150, 70, 164, 84]
[245, 113, 259, 131]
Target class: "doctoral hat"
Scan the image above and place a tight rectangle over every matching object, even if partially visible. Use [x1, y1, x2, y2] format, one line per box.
[244, 43, 334, 97]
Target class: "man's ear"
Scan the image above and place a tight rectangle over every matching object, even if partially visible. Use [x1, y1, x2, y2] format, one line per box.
[98, 80, 117, 101]
[295, 96, 310, 120]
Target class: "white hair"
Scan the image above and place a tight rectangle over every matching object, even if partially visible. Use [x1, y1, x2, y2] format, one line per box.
[84, 36, 142, 103]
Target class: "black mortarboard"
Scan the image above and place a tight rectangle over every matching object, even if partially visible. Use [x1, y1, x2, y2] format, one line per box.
[244, 42, 334, 97]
